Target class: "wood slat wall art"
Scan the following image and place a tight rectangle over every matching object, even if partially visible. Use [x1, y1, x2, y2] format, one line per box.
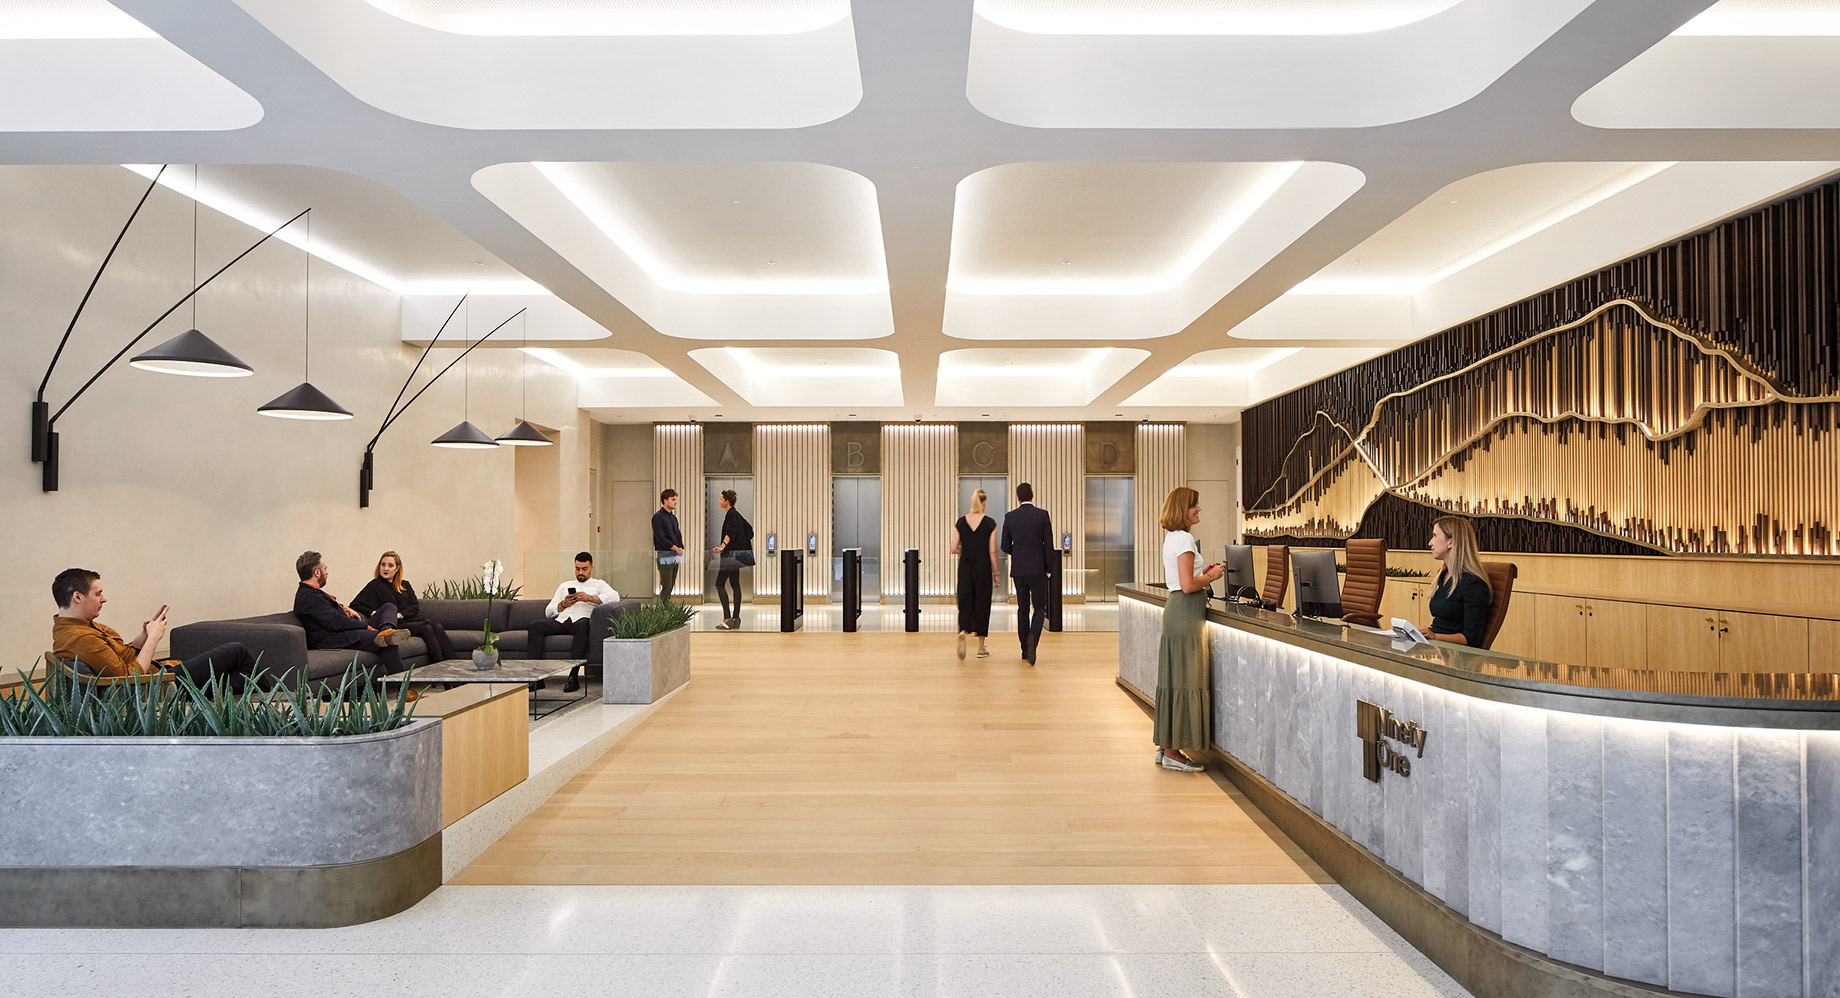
[652, 423, 705, 597]
[1244, 176, 1840, 557]
[1133, 424, 1187, 585]
[881, 424, 958, 597]
[1009, 424, 1086, 596]
[1244, 299, 1840, 556]
[753, 424, 831, 599]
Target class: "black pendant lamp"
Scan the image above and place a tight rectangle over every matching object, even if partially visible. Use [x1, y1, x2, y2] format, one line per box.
[259, 211, 352, 420]
[496, 311, 553, 446]
[434, 305, 498, 449]
[131, 166, 254, 379]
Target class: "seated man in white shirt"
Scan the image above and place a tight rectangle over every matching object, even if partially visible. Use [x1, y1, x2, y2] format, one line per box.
[527, 551, 619, 692]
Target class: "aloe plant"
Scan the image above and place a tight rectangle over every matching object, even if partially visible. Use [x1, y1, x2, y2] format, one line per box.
[0, 660, 417, 738]
[608, 602, 696, 640]
[421, 576, 523, 601]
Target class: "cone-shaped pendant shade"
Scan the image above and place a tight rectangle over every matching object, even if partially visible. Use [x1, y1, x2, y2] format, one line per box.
[258, 381, 354, 420]
[130, 328, 254, 378]
[495, 420, 554, 446]
[432, 420, 499, 449]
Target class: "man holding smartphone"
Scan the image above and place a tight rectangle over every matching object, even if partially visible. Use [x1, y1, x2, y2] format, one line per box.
[527, 552, 619, 692]
[50, 568, 260, 688]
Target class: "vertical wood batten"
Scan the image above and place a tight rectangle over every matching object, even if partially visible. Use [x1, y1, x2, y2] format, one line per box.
[652, 423, 703, 598]
[754, 424, 830, 600]
[881, 425, 957, 598]
[1134, 423, 1186, 587]
[1009, 423, 1085, 597]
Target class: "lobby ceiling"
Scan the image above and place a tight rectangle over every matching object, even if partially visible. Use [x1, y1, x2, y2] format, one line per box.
[5, 0, 1840, 422]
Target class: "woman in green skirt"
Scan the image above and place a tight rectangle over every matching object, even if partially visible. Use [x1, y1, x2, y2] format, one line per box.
[1156, 487, 1222, 773]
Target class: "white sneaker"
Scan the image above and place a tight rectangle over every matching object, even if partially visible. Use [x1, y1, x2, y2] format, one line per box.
[1158, 752, 1203, 773]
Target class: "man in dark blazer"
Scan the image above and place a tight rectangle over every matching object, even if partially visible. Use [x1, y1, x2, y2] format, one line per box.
[293, 550, 406, 676]
[1000, 482, 1054, 665]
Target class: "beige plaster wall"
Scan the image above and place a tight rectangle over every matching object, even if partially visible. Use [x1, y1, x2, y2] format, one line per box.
[1, 166, 583, 658]
[1186, 421, 1240, 557]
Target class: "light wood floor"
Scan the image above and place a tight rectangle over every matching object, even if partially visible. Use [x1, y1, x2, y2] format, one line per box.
[454, 631, 1327, 885]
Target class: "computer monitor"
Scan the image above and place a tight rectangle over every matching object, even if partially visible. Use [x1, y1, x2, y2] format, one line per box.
[1292, 548, 1343, 619]
[1223, 544, 1257, 601]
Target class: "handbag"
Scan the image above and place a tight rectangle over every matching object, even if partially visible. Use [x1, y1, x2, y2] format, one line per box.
[735, 550, 757, 568]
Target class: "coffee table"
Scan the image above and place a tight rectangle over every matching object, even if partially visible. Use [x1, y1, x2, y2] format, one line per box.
[381, 658, 584, 717]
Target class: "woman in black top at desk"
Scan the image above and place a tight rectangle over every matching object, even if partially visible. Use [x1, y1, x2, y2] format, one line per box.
[1426, 516, 1492, 647]
[352, 551, 456, 662]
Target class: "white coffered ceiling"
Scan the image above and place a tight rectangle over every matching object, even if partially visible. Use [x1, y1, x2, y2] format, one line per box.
[6, 0, 1840, 423]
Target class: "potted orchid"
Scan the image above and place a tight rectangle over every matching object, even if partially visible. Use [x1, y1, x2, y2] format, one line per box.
[473, 559, 506, 670]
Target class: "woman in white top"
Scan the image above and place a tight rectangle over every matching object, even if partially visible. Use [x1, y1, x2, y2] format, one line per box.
[1155, 487, 1222, 773]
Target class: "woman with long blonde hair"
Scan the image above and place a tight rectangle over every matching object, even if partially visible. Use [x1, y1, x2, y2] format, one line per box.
[1154, 487, 1222, 772]
[1426, 516, 1493, 647]
[352, 551, 455, 662]
[950, 488, 1000, 659]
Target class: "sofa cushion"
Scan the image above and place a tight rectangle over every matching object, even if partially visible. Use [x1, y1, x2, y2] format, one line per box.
[504, 599, 555, 632]
[419, 599, 512, 632]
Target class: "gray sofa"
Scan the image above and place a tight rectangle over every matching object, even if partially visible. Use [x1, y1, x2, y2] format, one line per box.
[170, 597, 644, 688]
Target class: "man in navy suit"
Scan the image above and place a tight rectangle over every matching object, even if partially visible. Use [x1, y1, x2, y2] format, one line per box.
[1000, 482, 1054, 665]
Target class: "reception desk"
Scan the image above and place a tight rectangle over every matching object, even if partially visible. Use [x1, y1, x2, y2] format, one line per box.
[1118, 585, 1839, 998]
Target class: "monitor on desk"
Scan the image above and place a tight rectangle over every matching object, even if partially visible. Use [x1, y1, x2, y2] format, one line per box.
[1292, 548, 1343, 619]
[1223, 544, 1256, 601]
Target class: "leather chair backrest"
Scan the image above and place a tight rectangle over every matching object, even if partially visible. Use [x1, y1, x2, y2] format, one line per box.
[1261, 545, 1290, 606]
[1478, 561, 1519, 651]
[1340, 539, 1387, 625]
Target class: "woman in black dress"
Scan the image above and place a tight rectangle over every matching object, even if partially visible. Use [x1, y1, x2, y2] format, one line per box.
[352, 551, 455, 662]
[1425, 516, 1493, 647]
[712, 489, 754, 630]
[950, 488, 1000, 660]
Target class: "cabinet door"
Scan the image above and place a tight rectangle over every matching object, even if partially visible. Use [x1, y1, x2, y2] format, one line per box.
[1716, 610, 1809, 673]
[1812, 619, 1840, 673]
[1379, 581, 1424, 627]
[1493, 591, 1587, 664]
[1645, 603, 1721, 672]
[1584, 599, 1649, 670]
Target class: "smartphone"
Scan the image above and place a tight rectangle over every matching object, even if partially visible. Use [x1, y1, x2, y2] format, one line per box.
[567, 587, 577, 595]
[156, 604, 169, 619]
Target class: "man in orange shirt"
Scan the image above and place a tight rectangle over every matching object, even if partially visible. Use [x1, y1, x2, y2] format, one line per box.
[50, 568, 259, 688]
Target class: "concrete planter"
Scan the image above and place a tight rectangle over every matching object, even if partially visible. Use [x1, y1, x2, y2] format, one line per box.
[0, 718, 442, 927]
[602, 626, 691, 704]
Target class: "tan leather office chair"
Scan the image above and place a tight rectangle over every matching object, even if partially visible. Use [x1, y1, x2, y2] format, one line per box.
[1260, 545, 1290, 608]
[1341, 539, 1387, 628]
[1477, 562, 1519, 651]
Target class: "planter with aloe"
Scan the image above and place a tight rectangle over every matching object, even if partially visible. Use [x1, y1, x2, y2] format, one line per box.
[0, 662, 441, 928]
[601, 602, 696, 704]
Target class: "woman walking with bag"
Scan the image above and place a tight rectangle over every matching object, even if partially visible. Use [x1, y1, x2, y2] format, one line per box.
[1155, 487, 1221, 772]
[950, 488, 999, 659]
[712, 489, 754, 630]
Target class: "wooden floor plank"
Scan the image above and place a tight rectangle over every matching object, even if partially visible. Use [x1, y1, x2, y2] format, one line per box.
[453, 631, 1328, 886]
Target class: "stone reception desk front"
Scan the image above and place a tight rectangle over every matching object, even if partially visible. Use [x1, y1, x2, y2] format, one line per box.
[1117, 586, 1839, 998]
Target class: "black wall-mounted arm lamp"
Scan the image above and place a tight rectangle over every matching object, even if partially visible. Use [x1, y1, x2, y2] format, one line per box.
[31, 165, 307, 492]
[359, 300, 527, 508]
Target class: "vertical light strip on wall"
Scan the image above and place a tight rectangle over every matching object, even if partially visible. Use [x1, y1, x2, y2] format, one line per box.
[754, 424, 831, 599]
[881, 424, 958, 598]
[652, 423, 705, 598]
[1008, 423, 1086, 597]
[1134, 424, 1188, 586]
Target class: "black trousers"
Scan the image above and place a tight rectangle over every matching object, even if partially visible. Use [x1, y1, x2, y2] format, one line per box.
[527, 615, 591, 659]
[657, 556, 679, 602]
[169, 641, 260, 690]
[716, 567, 742, 619]
[957, 566, 993, 637]
[402, 619, 455, 662]
[1013, 574, 1049, 654]
[318, 605, 402, 677]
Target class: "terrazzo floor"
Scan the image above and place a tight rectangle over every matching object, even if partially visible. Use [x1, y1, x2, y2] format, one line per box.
[0, 884, 1471, 998]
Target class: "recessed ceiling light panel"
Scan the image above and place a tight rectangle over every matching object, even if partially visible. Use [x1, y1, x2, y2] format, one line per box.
[0, 0, 154, 38]
[974, 0, 1464, 36]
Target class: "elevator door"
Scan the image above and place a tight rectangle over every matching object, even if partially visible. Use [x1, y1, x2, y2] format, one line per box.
[832, 476, 881, 600]
[1084, 475, 1135, 602]
[958, 476, 1009, 603]
[705, 477, 755, 599]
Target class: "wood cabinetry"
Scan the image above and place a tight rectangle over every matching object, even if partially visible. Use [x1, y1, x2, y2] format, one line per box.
[1581, 598, 1648, 670]
[1645, 604, 1722, 672]
[1717, 610, 1809, 673]
[1378, 580, 1427, 627]
[1495, 592, 1588, 664]
[1813, 619, 1840, 672]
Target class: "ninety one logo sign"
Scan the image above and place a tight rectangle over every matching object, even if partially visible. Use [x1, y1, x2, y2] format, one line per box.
[1355, 699, 1429, 782]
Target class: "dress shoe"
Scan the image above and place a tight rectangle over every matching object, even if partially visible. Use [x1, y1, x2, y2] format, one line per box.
[562, 677, 581, 693]
[715, 619, 732, 631]
[1025, 640, 1037, 666]
[956, 632, 966, 660]
[373, 627, 406, 647]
